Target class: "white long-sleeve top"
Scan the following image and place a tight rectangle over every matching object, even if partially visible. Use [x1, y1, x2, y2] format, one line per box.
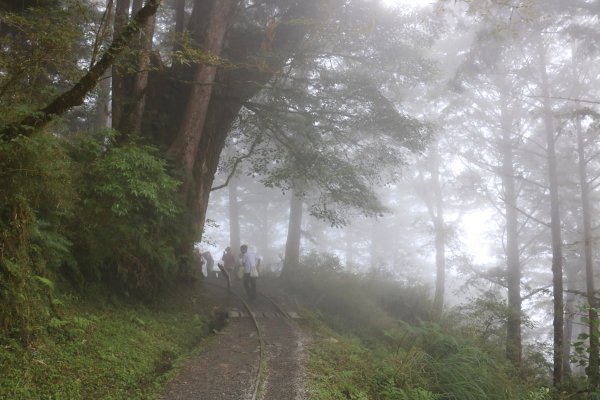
[241, 251, 260, 274]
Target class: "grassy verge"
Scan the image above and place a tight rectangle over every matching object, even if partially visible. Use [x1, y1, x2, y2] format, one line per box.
[0, 283, 213, 399]
[285, 264, 551, 400]
[303, 319, 440, 400]
[303, 314, 554, 400]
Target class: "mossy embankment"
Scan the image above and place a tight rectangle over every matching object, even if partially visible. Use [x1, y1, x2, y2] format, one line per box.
[0, 282, 216, 400]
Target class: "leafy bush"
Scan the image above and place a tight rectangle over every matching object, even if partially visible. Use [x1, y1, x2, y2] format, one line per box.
[0, 129, 188, 342]
[444, 293, 551, 388]
[65, 131, 186, 297]
[523, 387, 551, 400]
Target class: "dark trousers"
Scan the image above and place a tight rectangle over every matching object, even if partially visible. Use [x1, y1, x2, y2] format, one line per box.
[243, 273, 257, 300]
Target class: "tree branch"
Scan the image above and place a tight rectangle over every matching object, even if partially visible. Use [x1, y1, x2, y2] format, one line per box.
[521, 284, 552, 301]
[0, 0, 162, 141]
[210, 132, 262, 191]
[525, 95, 600, 105]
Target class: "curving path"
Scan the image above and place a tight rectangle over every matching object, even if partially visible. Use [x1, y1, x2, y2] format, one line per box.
[158, 278, 309, 400]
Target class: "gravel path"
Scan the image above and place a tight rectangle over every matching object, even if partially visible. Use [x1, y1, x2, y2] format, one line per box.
[158, 278, 310, 400]
[258, 305, 309, 400]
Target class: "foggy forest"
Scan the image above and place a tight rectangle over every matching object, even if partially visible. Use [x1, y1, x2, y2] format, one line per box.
[1, 0, 599, 399]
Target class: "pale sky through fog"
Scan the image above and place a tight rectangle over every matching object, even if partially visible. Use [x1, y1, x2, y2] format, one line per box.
[380, 0, 436, 8]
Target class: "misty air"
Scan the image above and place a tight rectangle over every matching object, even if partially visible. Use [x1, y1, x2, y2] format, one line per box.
[1, 0, 599, 399]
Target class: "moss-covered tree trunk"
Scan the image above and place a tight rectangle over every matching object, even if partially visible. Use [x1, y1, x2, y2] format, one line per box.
[120, 0, 156, 135]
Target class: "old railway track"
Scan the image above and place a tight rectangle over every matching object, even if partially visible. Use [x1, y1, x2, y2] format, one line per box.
[159, 277, 306, 400]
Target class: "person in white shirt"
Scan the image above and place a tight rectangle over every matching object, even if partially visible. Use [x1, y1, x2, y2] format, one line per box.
[240, 244, 260, 300]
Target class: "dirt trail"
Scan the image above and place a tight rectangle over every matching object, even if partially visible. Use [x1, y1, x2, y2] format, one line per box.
[158, 279, 310, 400]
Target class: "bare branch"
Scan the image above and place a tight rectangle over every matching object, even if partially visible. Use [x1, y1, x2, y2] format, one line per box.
[210, 132, 262, 191]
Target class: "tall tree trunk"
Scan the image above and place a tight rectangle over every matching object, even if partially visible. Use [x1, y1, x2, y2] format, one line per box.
[150, 0, 320, 246]
[168, 0, 238, 200]
[258, 200, 270, 264]
[369, 221, 378, 270]
[576, 116, 600, 389]
[415, 143, 446, 320]
[175, 0, 185, 34]
[190, 83, 241, 237]
[282, 189, 303, 280]
[170, 0, 187, 63]
[562, 296, 574, 377]
[119, 0, 155, 135]
[345, 228, 354, 269]
[111, 0, 131, 131]
[500, 87, 522, 366]
[430, 144, 446, 321]
[539, 39, 565, 386]
[563, 252, 582, 378]
[228, 178, 241, 252]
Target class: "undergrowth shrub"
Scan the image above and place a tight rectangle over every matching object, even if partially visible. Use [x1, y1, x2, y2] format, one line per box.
[364, 275, 431, 324]
[0, 1, 106, 342]
[288, 269, 390, 336]
[287, 251, 431, 338]
[308, 332, 439, 399]
[0, 134, 75, 342]
[381, 322, 522, 399]
[0, 130, 189, 342]
[65, 131, 186, 298]
[296, 252, 543, 399]
[445, 293, 551, 387]
[308, 320, 535, 400]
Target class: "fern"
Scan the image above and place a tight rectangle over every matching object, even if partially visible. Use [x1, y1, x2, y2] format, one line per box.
[34, 276, 55, 291]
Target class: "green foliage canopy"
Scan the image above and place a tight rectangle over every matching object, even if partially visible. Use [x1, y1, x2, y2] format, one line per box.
[220, 1, 435, 226]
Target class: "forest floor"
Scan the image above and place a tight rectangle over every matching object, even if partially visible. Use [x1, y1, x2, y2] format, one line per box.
[158, 277, 312, 400]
